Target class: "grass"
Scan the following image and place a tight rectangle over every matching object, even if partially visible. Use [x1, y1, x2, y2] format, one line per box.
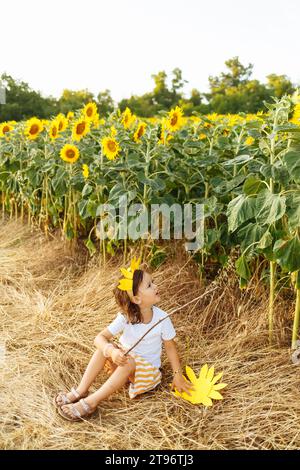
[0, 216, 300, 450]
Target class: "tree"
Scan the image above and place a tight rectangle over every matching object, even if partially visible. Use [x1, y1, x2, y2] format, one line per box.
[0, 73, 57, 121]
[57, 89, 94, 114]
[266, 74, 295, 99]
[97, 89, 115, 116]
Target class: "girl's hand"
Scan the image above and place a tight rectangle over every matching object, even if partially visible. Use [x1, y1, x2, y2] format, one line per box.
[171, 373, 195, 396]
[111, 348, 129, 367]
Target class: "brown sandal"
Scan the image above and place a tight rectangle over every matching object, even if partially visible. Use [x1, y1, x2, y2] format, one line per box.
[57, 398, 97, 422]
[54, 387, 89, 409]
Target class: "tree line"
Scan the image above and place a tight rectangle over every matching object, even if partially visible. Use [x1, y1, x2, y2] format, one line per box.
[0, 57, 297, 121]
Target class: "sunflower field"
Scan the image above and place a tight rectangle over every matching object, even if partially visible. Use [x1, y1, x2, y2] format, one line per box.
[1, 95, 300, 348]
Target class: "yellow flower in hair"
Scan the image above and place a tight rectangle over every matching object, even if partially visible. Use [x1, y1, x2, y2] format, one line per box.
[117, 256, 141, 291]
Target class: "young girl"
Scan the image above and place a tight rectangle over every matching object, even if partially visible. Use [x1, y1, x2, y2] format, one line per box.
[55, 257, 194, 421]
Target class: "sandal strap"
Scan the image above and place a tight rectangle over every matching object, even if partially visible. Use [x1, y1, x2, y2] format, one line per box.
[70, 387, 80, 399]
[59, 393, 71, 405]
[79, 398, 91, 414]
[70, 404, 82, 418]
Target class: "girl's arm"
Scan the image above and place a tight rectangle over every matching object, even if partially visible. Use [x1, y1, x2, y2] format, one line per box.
[94, 327, 114, 350]
[94, 328, 128, 366]
[163, 339, 194, 395]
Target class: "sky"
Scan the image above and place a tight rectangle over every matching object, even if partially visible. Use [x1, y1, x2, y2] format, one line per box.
[1, 0, 300, 103]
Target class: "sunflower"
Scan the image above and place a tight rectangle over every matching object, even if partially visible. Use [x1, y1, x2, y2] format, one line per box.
[67, 111, 74, 121]
[82, 102, 98, 121]
[134, 122, 146, 142]
[101, 136, 120, 160]
[245, 136, 255, 146]
[0, 121, 14, 137]
[72, 118, 90, 141]
[172, 364, 227, 406]
[158, 118, 173, 145]
[290, 103, 300, 126]
[118, 257, 141, 291]
[49, 120, 59, 140]
[60, 144, 80, 164]
[24, 117, 44, 140]
[166, 106, 184, 132]
[92, 113, 105, 129]
[82, 163, 89, 179]
[56, 113, 68, 132]
[121, 107, 136, 129]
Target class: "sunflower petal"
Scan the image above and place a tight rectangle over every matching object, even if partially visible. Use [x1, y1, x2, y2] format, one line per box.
[118, 278, 133, 291]
[130, 256, 141, 272]
[211, 372, 223, 385]
[209, 390, 223, 400]
[185, 366, 197, 385]
[120, 268, 133, 279]
[207, 365, 215, 382]
[202, 396, 213, 407]
[213, 383, 227, 390]
[199, 364, 208, 381]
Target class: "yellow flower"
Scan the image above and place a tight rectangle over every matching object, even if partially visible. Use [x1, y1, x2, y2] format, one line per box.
[158, 118, 173, 145]
[121, 107, 136, 129]
[0, 121, 14, 137]
[199, 133, 206, 140]
[290, 104, 300, 126]
[67, 111, 74, 121]
[101, 136, 120, 160]
[82, 102, 98, 120]
[49, 120, 59, 140]
[56, 113, 68, 132]
[166, 106, 184, 132]
[24, 117, 44, 140]
[134, 122, 147, 142]
[172, 364, 227, 406]
[82, 163, 89, 179]
[117, 257, 141, 291]
[91, 112, 103, 128]
[110, 125, 117, 137]
[60, 144, 80, 164]
[245, 136, 255, 146]
[72, 118, 90, 141]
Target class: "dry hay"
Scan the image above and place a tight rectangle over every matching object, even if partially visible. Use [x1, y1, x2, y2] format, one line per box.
[0, 216, 300, 450]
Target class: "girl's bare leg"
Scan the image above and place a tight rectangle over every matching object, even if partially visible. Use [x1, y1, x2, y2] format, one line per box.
[76, 348, 107, 395]
[56, 348, 106, 405]
[60, 358, 136, 418]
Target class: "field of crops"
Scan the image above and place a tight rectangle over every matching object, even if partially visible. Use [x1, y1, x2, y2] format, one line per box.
[1, 96, 300, 348]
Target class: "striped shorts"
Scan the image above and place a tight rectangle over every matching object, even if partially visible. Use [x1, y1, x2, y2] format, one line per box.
[104, 341, 162, 399]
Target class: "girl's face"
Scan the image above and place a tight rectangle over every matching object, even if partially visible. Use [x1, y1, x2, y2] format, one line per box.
[135, 271, 160, 307]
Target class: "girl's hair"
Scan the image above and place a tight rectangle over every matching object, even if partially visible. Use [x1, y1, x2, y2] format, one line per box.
[113, 269, 144, 324]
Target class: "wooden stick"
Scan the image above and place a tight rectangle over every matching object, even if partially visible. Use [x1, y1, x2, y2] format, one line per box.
[123, 286, 218, 355]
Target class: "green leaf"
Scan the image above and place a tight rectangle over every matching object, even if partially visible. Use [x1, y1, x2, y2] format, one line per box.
[243, 176, 265, 195]
[273, 236, 300, 272]
[214, 175, 247, 195]
[82, 183, 93, 197]
[235, 255, 251, 281]
[85, 238, 96, 257]
[227, 195, 256, 232]
[255, 190, 286, 225]
[286, 192, 300, 230]
[283, 151, 300, 181]
[223, 154, 253, 167]
[237, 223, 267, 253]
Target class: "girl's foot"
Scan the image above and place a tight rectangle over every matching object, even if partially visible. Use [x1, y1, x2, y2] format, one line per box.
[54, 387, 89, 408]
[58, 398, 97, 422]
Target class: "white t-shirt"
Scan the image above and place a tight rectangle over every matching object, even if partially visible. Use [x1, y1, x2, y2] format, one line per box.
[107, 305, 176, 368]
